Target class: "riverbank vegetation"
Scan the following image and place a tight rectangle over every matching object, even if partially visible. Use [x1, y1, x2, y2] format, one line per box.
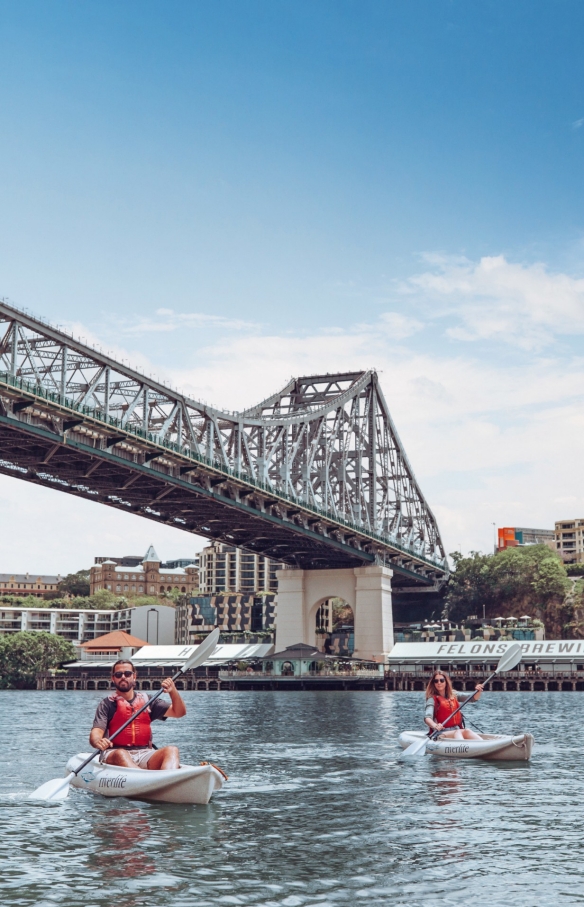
[0, 588, 182, 610]
[445, 545, 584, 638]
[0, 632, 76, 689]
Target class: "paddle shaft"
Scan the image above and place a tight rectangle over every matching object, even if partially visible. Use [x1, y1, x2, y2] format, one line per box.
[71, 663, 188, 778]
[430, 669, 497, 739]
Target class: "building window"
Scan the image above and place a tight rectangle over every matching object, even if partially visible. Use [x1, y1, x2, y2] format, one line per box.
[116, 585, 121, 592]
[107, 584, 111, 590]
[139, 585, 143, 593]
[124, 584, 129, 591]
[150, 585, 155, 592]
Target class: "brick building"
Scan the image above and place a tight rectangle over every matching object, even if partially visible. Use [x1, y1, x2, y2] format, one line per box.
[0, 573, 62, 599]
[90, 545, 199, 597]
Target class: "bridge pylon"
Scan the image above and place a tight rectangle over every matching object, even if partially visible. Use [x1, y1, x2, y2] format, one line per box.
[276, 565, 393, 663]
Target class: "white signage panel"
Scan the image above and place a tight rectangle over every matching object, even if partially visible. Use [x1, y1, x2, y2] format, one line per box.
[387, 640, 584, 662]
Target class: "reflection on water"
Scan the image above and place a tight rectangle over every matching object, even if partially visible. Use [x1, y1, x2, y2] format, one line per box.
[90, 807, 155, 878]
[0, 690, 581, 906]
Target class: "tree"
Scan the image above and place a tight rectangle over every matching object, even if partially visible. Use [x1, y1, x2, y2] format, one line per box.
[0, 632, 76, 689]
[58, 570, 91, 598]
[445, 545, 570, 636]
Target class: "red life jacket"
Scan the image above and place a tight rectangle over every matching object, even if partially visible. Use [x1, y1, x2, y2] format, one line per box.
[107, 692, 152, 748]
[433, 695, 463, 729]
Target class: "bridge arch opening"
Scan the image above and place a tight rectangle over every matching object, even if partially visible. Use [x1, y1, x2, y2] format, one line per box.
[314, 597, 354, 657]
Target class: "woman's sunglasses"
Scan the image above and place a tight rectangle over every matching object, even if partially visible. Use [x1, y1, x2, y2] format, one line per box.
[113, 670, 134, 679]
[434, 677, 446, 683]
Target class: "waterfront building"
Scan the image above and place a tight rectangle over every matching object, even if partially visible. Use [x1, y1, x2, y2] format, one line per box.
[0, 573, 62, 599]
[0, 602, 175, 645]
[79, 630, 148, 661]
[497, 527, 555, 551]
[175, 592, 276, 644]
[199, 541, 283, 594]
[554, 519, 584, 563]
[90, 545, 199, 597]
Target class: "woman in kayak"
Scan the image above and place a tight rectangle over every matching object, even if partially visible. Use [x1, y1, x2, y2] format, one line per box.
[425, 671, 484, 739]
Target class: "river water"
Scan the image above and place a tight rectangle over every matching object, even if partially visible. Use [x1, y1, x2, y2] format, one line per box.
[0, 690, 580, 906]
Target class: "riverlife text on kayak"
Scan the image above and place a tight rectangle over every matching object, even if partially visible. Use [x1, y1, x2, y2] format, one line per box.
[29, 628, 221, 801]
[400, 642, 523, 759]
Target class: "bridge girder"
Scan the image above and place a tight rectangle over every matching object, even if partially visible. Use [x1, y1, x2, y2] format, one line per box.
[0, 302, 448, 585]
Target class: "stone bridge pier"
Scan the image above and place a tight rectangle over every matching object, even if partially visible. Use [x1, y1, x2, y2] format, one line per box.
[275, 566, 393, 662]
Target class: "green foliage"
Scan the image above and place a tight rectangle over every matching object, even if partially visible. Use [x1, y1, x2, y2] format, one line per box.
[0, 592, 174, 612]
[58, 570, 91, 597]
[445, 546, 570, 636]
[0, 632, 76, 689]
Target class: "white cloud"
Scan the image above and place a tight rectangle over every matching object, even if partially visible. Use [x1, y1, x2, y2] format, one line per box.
[573, 118, 584, 130]
[402, 254, 584, 349]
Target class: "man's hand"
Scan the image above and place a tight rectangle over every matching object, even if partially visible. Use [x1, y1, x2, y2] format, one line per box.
[94, 736, 113, 751]
[89, 727, 113, 750]
[162, 676, 187, 718]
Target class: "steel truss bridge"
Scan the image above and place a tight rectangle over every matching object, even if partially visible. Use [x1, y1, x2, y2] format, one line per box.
[0, 302, 447, 587]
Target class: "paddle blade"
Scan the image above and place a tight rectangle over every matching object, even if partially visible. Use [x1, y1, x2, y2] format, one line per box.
[182, 627, 221, 673]
[399, 736, 428, 760]
[29, 773, 73, 801]
[495, 642, 523, 674]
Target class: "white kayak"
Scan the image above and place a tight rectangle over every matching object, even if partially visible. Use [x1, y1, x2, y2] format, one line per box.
[66, 753, 226, 804]
[398, 731, 534, 761]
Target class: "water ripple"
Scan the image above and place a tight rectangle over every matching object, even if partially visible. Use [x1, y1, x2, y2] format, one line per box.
[0, 690, 580, 905]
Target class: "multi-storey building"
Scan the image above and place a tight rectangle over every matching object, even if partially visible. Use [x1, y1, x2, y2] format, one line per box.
[175, 593, 276, 645]
[90, 545, 199, 597]
[497, 527, 556, 551]
[199, 541, 283, 594]
[0, 603, 175, 645]
[555, 519, 584, 563]
[0, 573, 62, 599]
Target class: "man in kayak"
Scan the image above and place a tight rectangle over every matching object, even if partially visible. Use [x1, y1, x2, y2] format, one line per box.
[425, 671, 484, 739]
[89, 659, 186, 770]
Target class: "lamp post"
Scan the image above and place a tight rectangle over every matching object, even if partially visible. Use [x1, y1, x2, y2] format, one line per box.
[492, 522, 497, 554]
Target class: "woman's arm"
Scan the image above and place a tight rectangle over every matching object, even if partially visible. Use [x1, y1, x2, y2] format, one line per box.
[424, 698, 443, 732]
[454, 684, 484, 703]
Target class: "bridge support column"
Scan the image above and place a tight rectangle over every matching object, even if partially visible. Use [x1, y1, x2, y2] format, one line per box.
[353, 566, 394, 662]
[275, 565, 394, 663]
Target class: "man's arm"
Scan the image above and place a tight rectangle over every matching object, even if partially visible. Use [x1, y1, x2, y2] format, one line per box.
[160, 677, 187, 718]
[89, 726, 113, 750]
[89, 699, 115, 749]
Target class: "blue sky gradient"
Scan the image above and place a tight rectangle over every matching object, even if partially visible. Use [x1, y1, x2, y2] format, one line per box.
[1, 1, 584, 570]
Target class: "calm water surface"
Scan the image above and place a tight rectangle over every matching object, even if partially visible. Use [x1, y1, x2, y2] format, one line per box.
[0, 690, 580, 906]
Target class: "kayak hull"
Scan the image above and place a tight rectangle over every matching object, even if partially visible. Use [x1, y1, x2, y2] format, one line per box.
[398, 731, 534, 761]
[66, 753, 225, 804]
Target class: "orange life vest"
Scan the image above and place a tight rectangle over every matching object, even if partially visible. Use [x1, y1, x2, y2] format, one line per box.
[107, 692, 153, 748]
[433, 695, 463, 729]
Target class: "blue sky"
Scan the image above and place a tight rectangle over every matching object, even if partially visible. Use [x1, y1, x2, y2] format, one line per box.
[1, 1, 584, 571]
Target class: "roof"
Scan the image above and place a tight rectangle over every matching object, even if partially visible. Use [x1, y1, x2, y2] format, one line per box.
[142, 544, 161, 563]
[65, 642, 274, 669]
[0, 574, 61, 583]
[80, 631, 149, 650]
[266, 642, 324, 660]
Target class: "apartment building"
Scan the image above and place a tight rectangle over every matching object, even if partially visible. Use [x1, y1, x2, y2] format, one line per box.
[0, 603, 175, 645]
[175, 593, 276, 644]
[555, 519, 584, 563]
[199, 541, 283, 594]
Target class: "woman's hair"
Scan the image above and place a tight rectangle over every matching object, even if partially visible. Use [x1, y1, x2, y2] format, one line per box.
[425, 671, 455, 700]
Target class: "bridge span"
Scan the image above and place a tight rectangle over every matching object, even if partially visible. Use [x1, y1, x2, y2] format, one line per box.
[0, 302, 447, 603]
